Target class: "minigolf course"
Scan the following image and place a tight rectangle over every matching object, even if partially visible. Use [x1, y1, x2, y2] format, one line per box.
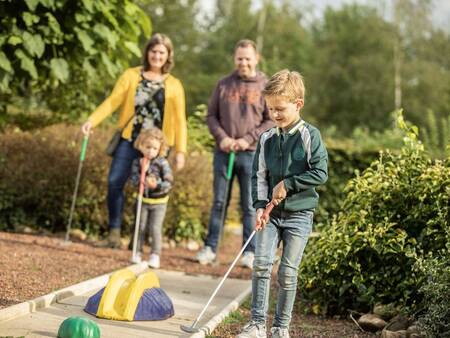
[0, 264, 251, 337]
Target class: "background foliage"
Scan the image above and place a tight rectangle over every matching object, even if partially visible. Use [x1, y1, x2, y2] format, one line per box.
[299, 113, 450, 315]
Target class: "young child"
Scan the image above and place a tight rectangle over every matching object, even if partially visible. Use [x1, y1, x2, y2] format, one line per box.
[131, 128, 173, 269]
[237, 70, 328, 338]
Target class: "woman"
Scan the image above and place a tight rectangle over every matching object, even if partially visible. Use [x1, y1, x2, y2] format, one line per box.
[81, 33, 187, 248]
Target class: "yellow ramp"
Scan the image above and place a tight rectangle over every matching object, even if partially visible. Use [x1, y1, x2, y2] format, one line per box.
[96, 269, 160, 321]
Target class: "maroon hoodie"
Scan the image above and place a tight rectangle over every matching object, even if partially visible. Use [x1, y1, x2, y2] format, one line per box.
[206, 70, 273, 151]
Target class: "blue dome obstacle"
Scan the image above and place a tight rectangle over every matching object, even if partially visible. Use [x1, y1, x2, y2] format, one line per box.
[84, 269, 174, 321]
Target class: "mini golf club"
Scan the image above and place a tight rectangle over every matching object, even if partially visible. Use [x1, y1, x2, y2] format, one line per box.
[181, 202, 274, 333]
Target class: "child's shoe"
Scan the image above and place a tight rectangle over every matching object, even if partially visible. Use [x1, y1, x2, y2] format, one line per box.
[148, 254, 160, 269]
[131, 252, 142, 264]
[270, 327, 290, 338]
[236, 321, 267, 338]
[195, 246, 216, 265]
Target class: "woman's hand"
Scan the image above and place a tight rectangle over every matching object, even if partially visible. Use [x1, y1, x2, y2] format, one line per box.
[271, 180, 287, 206]
[175, 152, 185, 171]
[219, 137, 235, 153]
[81, 121, 93, 136]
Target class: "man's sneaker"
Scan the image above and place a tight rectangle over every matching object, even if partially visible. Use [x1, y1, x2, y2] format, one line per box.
[148, 254, 160, 269]
[237, 321, 267, 338]
[239, 251, 254, 269]
[271, 327, 290, 338]
[195, 246, 216, 265]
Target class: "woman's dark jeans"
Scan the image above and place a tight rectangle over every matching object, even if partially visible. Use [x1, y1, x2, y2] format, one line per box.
[107, 138, 140, 230]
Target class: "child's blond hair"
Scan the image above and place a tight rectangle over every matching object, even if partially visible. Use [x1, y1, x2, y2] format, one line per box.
[262, 69, 305, 102]
[134, 127, 169, 157]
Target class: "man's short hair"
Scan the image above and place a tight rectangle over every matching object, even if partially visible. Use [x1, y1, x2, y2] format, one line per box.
[234, 39, 258, 53]
[263, 69, 305, 101]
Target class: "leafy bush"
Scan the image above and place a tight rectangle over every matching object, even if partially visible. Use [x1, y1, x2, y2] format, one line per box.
[299, 112, 450, 315]
[0, 123, 214, 241]
[416, 254, 450, 338]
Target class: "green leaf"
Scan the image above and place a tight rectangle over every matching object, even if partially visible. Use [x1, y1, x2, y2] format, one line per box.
[124, 41, 141, 57]
[45, 13, 61, 34]
[100, 52, 117, 77]
[93, 24, 118, 48]
[0, 52, 13, 73]
[24, 0, 40, 11]
[81, 0, 94, 13]
[39, 0, 55, 9]
[23, 32, 45, 58]
[135, 7, 152, 37]
[0, 72, 12, 93]
[50, 58, 69, 83]
[75, 29, 94, 54]
[15, 49, 38, 79]
[22, 12, 40, 26]
[8, 36, 23, 46]
[82, 59, 96, 79]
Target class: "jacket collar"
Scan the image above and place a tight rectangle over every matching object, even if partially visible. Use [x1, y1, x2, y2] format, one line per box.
[276, 119, 305, 136]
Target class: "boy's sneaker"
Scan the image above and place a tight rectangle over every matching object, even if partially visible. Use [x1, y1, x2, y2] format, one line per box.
[195, 246, 216, 265]
[237, 321, 267, 338]
[239, 251, 254, 269]
[148, 254, 160, 269]
[271, 327, 290, 338]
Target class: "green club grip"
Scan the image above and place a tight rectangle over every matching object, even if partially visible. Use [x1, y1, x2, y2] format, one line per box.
[226, 151, 235, 179]
[80, 135, 89, 161]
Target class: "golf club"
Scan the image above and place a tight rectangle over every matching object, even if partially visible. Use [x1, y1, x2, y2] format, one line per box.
[64, 134, 89, 243]
[131, 157, 149, 263]
[181, 202, 275, 334]
[212, 151, 235, 265]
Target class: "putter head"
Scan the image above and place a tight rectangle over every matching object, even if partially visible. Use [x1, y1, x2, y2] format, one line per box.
[180, 324, 200, 333]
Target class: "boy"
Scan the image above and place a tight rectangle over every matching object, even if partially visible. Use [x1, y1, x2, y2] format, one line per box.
[237, 70, 328, 338]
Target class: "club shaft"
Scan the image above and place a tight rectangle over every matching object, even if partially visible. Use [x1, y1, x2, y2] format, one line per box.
[190, 230, 257, 329]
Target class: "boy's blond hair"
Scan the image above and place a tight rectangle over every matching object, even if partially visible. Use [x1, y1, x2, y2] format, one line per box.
[262, 69, 305, 102]
[134, 127, 169, 157]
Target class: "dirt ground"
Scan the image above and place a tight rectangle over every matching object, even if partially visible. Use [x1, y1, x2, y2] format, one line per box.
[0, 230, 375, 337]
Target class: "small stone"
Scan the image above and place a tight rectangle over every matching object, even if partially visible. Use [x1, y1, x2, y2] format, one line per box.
[381, 329, 408, 338]
[358, 313, 387, 332]
[70, 229, 87, 241]
[374, 303, 398, 321]
[385, 315, 411, 332]
[186, 239, 200, 251]
[162, 241, 170, 249]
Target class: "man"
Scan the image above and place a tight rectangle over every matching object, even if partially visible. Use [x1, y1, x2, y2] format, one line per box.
[196, 39, 273, 268]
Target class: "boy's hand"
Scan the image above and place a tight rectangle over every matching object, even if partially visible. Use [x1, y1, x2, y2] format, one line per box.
[271, 180, 287, 206]
[255, 208, 266, 231]
[146, 176, 157, 189]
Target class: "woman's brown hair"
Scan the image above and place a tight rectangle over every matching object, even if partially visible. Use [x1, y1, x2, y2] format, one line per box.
[142, 33, 174, 74]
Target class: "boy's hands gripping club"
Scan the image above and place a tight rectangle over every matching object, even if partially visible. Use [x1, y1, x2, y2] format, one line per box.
[255, 180, 286, 231]
[255, 202, 275, 231]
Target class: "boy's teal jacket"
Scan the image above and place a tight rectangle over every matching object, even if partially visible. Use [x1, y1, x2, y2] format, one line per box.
[252, 119, 328, 211]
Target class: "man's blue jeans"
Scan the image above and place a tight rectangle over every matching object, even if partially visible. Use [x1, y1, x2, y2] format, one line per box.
[251, 209, 313, 328]
[107, 139, 140, 230]
[205, 150, 256, 253]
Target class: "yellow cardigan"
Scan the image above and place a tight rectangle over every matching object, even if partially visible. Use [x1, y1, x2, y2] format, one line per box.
[88, 66, 187, 153]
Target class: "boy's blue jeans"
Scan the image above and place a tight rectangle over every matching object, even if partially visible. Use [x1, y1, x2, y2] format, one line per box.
[107, 139, 140, 230]
[205, 150, 256, 253]
[251, 209, 313, 328]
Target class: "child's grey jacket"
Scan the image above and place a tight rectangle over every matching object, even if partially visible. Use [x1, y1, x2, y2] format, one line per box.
[252, 119, 328, 211]
[131, 157, 173, 199]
